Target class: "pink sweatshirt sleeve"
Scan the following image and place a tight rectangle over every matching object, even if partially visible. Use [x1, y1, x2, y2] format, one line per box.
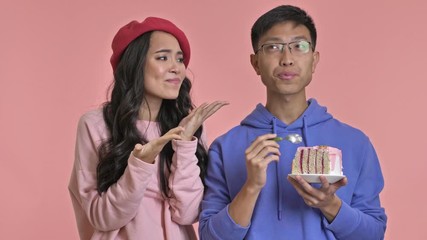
[69, 112, 157, 231]
[167, 137, 204, 225]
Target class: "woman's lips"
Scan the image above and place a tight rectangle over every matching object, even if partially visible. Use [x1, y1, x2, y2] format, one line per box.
[166, 78, 181, 85]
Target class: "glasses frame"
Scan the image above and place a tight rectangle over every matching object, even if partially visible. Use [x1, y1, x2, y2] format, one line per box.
[255, 40, 314, 55]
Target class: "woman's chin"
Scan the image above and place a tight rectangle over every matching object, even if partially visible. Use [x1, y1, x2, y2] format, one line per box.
[163, 94, 179, 100]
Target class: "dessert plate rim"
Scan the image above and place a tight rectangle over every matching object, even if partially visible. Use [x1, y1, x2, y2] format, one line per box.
[288, 174, 345, 184]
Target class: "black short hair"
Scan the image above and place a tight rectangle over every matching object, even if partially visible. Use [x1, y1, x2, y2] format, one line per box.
[251, 5, 317, 52]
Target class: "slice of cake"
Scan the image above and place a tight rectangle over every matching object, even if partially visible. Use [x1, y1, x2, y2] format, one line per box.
[291, 146, 343, 175]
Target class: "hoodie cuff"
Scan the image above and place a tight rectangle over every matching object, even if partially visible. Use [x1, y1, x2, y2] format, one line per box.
[323, 201, 360, 238]
[128, 153, 157, 172]
[210, 205, 250, 240]
[171, 137, 198, 152]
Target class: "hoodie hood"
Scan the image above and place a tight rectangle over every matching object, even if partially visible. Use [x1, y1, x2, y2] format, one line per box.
[241, 98, 332, 131]
[240, 98, 333, 220]
[241, 98, 333, 146]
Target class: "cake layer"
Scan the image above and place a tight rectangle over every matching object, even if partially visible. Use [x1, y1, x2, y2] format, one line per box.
[291, 146, 343, 175]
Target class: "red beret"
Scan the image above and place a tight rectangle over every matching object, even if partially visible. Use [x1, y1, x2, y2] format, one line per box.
[110, 17, 191, 72]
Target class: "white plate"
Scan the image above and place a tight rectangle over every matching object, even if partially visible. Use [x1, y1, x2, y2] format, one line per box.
[288, 174, 345, 183]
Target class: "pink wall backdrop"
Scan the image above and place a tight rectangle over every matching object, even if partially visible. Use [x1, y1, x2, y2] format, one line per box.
[1, 0, 426, 239]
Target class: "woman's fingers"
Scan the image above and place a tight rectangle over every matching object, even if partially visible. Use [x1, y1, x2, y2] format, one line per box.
[190, 101, 228, 124]
[132, 127, 185, 163]
[199, 101, 229, 121]
[190, 102, 209, 119]
[134, 143, 144, 151]
[156, 126, 184, 143]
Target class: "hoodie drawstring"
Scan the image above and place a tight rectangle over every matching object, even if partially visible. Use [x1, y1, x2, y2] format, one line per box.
[302, 115, 309, 147]
[274, 116, 308, 221]
[272, 117, 283, 220]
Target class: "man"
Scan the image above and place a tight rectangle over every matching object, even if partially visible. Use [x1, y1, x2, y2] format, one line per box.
[199, 5, 387, 240]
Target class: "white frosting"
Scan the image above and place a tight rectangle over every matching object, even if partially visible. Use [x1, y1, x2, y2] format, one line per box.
[330, 154, 343, 175]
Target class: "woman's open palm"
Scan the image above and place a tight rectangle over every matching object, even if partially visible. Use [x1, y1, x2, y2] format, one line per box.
[179, 101, 229, 140]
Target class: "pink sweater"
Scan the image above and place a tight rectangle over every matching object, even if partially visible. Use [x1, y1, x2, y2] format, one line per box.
[68, 109, 204, 240]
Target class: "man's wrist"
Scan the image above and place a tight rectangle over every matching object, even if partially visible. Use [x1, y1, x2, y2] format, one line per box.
[242, 182, 262, 195]
[321, 195, 342, 223]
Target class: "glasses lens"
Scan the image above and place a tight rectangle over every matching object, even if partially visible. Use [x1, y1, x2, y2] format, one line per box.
[290, 41, 311, 55]
[259, 41, 312, 56]
[262, 43, 283, 54]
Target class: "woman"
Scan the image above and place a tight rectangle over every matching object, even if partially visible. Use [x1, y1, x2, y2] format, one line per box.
[68, 17, 227, 239]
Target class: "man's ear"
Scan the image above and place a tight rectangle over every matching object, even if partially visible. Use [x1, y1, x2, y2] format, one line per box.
[250, 54, 260, 75]
[312, 51, 320, 73]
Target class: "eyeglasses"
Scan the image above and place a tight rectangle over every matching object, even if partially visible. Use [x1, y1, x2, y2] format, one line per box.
[255, 40, 313, 56]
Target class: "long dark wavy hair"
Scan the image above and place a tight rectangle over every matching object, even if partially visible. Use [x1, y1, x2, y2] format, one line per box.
[96, 31, 207, 197]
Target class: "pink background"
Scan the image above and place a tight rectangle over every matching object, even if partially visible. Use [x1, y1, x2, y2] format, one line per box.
[1, 0, 426, 239]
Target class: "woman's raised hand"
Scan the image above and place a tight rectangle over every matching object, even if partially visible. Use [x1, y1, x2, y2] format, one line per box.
[132, 101, 228, 163]
[178, 101, 229, 141]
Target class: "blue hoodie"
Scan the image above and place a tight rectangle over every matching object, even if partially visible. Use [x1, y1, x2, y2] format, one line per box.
[199, 99, 387, 240]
